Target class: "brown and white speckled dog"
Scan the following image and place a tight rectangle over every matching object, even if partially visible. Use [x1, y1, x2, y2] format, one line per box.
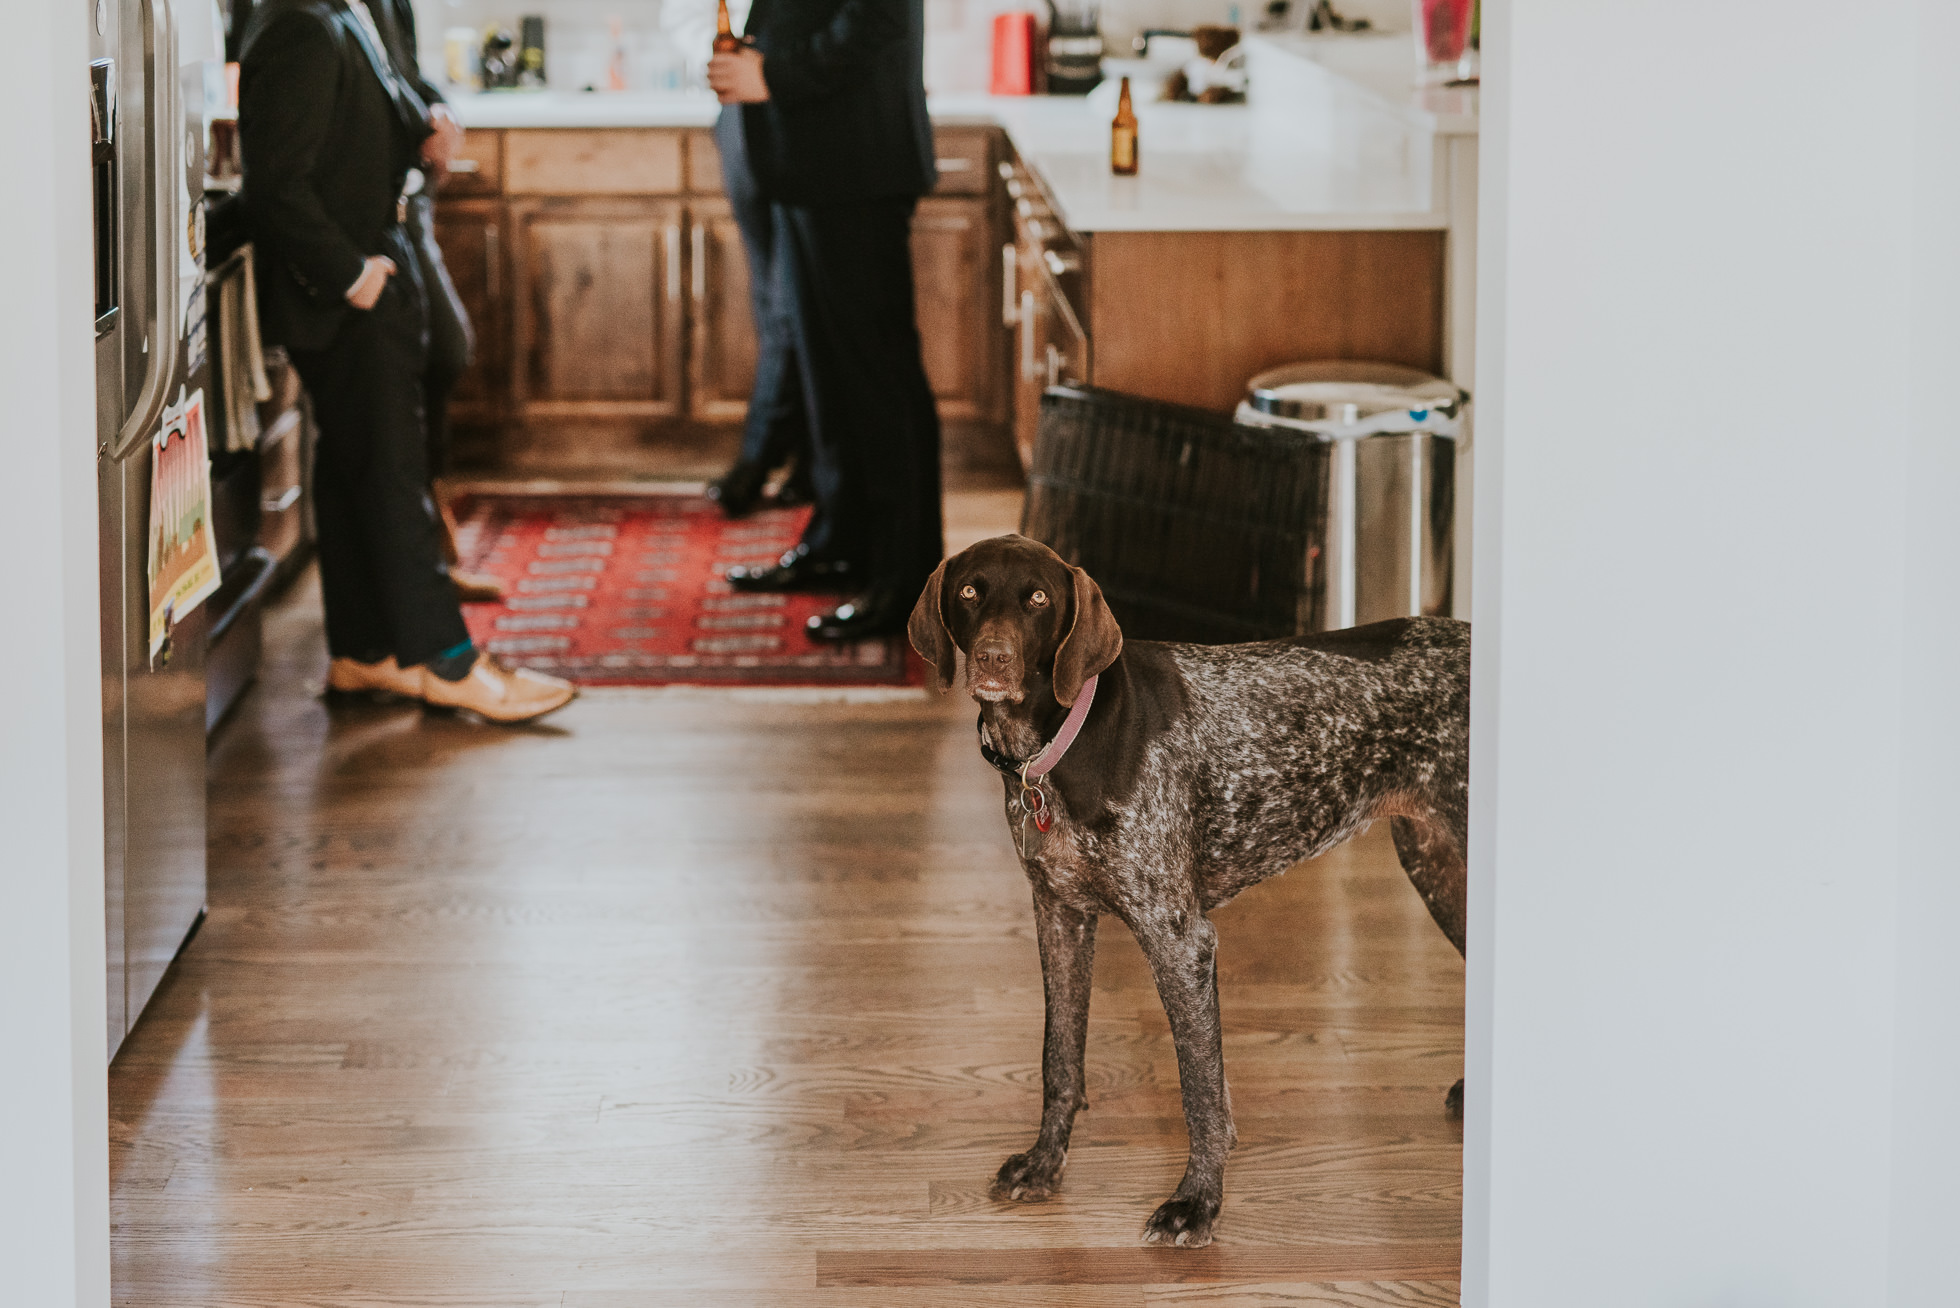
[909, 535, 1470, 1248]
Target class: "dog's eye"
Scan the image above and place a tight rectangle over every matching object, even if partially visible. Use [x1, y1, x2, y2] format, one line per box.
[959, 584, 978, 601]
[1029, 590, 1049, 608]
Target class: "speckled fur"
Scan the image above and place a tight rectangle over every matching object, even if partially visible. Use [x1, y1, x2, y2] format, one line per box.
[911, 536, 1469, 1248]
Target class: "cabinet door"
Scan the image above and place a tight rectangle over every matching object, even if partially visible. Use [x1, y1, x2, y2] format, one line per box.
[912, 194, 1000, 422]
[431, 197, 507, 424]
[686, 199, 759, 423]
[511, 198, 686, 419]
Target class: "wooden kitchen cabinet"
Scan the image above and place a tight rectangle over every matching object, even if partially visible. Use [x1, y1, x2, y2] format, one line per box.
[912, 195, 1002, 423]
[686, 198, 759, 424]
[432, 123, 1012, 477]
[509, 197, 686, 419]
[429, 196, 506, 426]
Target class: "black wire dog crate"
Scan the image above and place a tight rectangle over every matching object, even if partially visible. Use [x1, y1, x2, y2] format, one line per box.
[1020, 386, 1333, 643]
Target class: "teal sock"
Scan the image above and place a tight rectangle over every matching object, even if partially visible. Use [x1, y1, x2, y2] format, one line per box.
[425, 640, 476, 682]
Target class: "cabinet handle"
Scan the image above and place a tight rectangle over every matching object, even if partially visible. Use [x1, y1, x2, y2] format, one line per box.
[449, 158, 481, 174]
[484, 224, 500, 303]
[936, 156, 973, 173]
[1043, 247, 1079, 277]
[1002, 244, 1018, 328]
[1019, 289, 1036, 381]
[1046, 343, 1062, 388]
[691, 222, 706, 301]
[666, 223, 682, 302]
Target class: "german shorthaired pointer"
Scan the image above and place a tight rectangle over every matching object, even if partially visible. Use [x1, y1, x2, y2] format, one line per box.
[909, 535, 1469, 1248]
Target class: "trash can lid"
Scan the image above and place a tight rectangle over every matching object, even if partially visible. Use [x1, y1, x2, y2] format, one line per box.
[1244, 361, 1467, 438]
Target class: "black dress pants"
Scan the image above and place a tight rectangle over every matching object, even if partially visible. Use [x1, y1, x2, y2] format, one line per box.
[718, 113, 811, 478]
[775, 198, 943, 593]
[289, 224, 469, 667]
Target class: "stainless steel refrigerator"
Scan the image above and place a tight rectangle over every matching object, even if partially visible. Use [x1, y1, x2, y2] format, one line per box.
[91, 0, 223, 1057]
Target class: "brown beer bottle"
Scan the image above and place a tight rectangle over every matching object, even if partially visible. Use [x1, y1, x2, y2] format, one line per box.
[713, 0, 743, 53]
[1111, 76, 1139, 175]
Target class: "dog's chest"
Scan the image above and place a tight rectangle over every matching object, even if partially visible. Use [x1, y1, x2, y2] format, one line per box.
[1001, 781, 1111, 913]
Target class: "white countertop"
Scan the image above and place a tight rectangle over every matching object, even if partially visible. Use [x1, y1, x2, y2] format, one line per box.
[1248, 31, 1479, 137]
[446, 88, 726, 129]
[445, 34, 1475, 234]
[980, 92, 1446, 232]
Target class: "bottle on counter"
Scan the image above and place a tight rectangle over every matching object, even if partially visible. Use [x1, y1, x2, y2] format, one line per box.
[714, 0, 743, 53]
[518, 15, 547, 87]
[1111, 75, 1139, 175]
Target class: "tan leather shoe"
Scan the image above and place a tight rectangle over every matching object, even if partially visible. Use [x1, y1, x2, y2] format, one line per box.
[327, 655, 424, 699]
[419, 652, 576, 723]
[451, 568, 507, 603]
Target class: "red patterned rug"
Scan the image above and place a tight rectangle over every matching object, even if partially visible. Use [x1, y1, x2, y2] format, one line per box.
[448, 487, 923, 688]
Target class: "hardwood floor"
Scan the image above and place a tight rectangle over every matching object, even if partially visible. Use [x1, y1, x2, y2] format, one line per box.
[108, 489, 1464, 1307]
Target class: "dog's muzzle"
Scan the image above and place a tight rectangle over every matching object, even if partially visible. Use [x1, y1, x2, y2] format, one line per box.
[967, 638, 1025, 703]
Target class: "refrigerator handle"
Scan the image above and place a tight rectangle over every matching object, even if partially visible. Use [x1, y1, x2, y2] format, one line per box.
[116, 0, 182, 454]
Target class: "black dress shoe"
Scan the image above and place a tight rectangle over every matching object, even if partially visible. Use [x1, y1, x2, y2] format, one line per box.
[726, 546, 859, 593]
[705, 460, 768, 519]
[806, 589, 907, 641]
[772, 475, 816, 510]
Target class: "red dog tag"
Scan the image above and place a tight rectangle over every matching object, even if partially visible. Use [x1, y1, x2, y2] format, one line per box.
[1023, 784, 1054, 833]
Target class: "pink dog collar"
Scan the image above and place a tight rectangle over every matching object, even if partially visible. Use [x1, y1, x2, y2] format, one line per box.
[1022, 674, 1098, 781]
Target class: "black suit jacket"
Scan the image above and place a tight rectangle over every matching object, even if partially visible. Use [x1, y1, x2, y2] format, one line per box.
[238, 0, 431, 350]
[736, 0, 935, 205]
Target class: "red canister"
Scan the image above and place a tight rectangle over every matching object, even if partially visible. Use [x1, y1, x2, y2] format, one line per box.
[991, 11, 1036, 97]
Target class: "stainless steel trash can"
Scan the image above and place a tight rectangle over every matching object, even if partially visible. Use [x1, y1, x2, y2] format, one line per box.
[1236, 362, 1467, 631]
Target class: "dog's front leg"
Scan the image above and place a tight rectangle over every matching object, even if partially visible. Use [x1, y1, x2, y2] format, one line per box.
[993, 889, 1098, 1202]
[1134, 907, 1233, 1248]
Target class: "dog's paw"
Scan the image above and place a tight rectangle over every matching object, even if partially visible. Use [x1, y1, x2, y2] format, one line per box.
[1140, 1193, 1220, 1248]
[991, 1149, 1065, 1202]
[1445, 1078, 1464, 1119]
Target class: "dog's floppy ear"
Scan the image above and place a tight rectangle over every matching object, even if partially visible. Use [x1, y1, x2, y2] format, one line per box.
[907, 559, 957, 694]
[1052, 565, 1122, 707]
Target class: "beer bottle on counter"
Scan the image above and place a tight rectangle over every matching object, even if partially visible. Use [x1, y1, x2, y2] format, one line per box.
[1111, 76, 1139, 176]
[714, 0, 743, 53]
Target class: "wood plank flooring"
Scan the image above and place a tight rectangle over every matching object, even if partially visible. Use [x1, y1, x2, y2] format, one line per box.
[108, 489, 1464, 1306]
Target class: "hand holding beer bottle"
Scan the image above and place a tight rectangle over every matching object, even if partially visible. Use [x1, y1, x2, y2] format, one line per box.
[708, 0, 769, 102]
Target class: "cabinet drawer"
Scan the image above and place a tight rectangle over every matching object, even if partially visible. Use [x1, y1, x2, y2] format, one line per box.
[441, 129, 503, 196]
[506, 129, 685, 195]
[932, 127, 994, 195]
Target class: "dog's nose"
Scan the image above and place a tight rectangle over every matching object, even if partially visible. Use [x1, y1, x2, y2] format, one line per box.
[971, 640, 1018, 677]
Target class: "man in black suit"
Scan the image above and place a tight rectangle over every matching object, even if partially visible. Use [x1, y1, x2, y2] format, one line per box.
[240, 0, 572, 720]
[711, 0, 944, 640]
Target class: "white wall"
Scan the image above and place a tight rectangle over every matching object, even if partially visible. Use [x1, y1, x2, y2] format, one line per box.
[1465, 1, 1960, 1303]
[1884, 3, 1960, 1300]
[0, 1, 111, 1306]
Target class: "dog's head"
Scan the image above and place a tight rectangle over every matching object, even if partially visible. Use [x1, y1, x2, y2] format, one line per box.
[908, 535, 1123, 708]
